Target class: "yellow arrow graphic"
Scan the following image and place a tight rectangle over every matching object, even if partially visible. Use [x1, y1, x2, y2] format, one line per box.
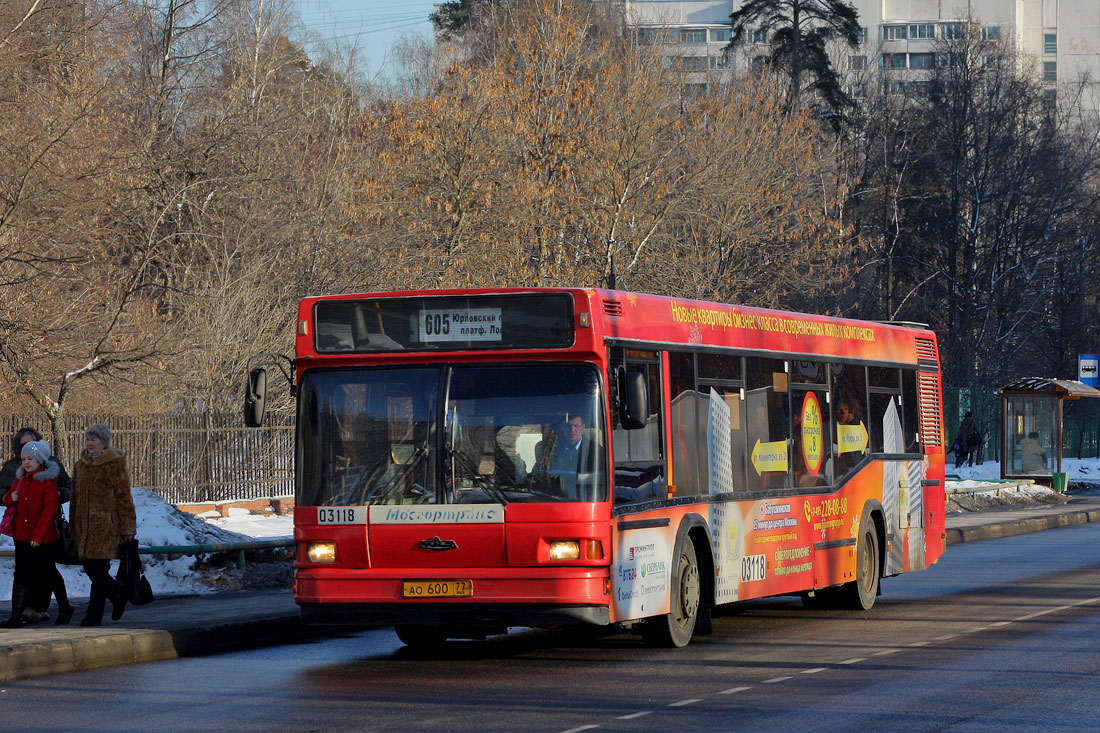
[837, 421, 869, 454]
[751, 438, 788, 475]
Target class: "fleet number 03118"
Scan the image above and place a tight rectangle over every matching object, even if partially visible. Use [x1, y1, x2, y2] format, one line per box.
[741, 553, 766, 582]
[317, 507, 365, 524]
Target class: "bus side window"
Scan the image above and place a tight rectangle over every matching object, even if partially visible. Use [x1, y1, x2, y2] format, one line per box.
[868, 368, 902, 455]
[831, 364, 868, 480]
[669, 351, 704, 496]
[745, 357, 789, 491]
[610, 347, 666, 505]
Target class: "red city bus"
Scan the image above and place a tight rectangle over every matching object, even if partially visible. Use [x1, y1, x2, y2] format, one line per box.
[245, 288, 946, 648]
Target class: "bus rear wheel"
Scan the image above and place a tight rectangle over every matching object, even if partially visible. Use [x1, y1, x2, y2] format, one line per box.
[395, 625, 447, 649]
[838, 514, 880, 610]
[643, 540, 700, 648]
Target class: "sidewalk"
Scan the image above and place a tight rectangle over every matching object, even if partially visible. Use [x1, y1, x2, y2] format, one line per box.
[2, 495, 1100, 682]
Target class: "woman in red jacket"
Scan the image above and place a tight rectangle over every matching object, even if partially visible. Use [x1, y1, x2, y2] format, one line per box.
[2, 440, 60, 628]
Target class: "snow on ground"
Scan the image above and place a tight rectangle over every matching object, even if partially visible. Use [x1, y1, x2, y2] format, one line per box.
[199, 507, 294, 539]
[945, 458, 1100, 512]
[947, 457, 1100, 483]
[0, 490, 292, 600]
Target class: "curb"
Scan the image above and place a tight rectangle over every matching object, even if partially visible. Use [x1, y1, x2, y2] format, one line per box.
[0, 629, 179, 681]
[946, 508, 1100, 545]
[0, 614, 347, 682]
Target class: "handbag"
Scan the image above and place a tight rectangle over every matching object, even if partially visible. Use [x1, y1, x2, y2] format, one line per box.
[55, 514, 81, 565]
[131, 572, 154, 606]
[0, 505, 14, 537]
[115, 538, 154, 606]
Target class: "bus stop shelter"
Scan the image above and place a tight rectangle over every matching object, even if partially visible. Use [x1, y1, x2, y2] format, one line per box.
[998, 377, 1100, 489]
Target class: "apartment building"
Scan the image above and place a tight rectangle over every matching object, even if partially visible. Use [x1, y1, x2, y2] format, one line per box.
[624, 1, 1100, 111]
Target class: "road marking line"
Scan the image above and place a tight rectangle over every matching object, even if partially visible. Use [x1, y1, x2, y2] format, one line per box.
[718, 686, 751, 695]
[558, 726, 599, 733]
[762, 676, 792, 684]
[802, 667, 828, 674]
[1016, 598, 1100, 621]
[962, 627, 986, 633]
[907, 641, 929, 647]
[838, 658, 865, 665]
[617, 712, 652, 720]
[935, 634, 959, 640]
[990, 621, 1011, 627]
[669, 699, 702, 707]
[872, 649, 899, 656]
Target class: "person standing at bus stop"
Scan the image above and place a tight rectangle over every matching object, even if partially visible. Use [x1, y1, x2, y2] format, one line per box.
[70, 424, 137, 627]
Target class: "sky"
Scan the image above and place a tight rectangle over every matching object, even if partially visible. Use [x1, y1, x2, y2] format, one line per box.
[2, 458, 1096, 600]
[295, 0, 439, 79]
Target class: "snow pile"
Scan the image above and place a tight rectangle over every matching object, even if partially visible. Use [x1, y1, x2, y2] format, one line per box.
[132, 490, 251, 546]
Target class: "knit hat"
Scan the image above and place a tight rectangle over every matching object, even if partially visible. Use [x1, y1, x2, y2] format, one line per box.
[86, 423, 112, 447]
[21, 439, 51, 467]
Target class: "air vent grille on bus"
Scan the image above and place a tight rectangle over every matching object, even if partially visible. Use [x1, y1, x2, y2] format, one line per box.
[603, 301, 624, 317]
[917, 372, 943, 448]
[915, 337, 938, 362]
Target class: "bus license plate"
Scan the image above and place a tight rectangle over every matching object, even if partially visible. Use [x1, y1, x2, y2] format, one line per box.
[402, 580, 473, 598]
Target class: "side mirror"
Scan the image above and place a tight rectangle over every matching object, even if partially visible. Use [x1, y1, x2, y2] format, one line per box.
[244, 367, 268, 428]
[619, 370, 648, 430]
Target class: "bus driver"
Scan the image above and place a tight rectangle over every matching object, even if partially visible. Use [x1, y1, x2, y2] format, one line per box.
[549, 414, 596, 497]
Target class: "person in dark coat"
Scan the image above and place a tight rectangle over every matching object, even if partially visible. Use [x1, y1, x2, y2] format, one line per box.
[951, 434, 967, 469]
[70, 424, 136, 627]
[1, 440, 61, 628]
[0, 427, 73, 624]
[958, 412, 982, 468]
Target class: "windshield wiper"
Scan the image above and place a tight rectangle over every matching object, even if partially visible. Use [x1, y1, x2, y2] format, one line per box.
[352, 443, 432, 504]
[447, 445, 509, 505]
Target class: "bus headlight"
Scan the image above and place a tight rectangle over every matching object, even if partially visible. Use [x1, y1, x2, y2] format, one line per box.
[307, 541, 337, 563]
[547, 540, 604, 561]
[548, 540, 580, 560]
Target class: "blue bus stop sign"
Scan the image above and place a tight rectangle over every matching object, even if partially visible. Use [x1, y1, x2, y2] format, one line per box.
[1080, 355, 1099, 387]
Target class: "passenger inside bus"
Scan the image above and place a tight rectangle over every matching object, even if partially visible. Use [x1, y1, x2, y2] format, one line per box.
[832, 387, 865, 474]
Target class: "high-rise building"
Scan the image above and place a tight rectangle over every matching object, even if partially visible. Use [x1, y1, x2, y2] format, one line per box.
[624, 1, 1100, 111]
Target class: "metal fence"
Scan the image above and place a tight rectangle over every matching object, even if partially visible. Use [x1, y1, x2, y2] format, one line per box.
[0, 413, 293, 504]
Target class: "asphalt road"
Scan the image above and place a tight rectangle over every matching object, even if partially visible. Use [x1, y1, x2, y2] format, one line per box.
[5, 522, 1100, 732]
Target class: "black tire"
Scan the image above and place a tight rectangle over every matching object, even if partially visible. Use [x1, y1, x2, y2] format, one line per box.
[643, 540, 700, 648]
[838, 512, 880, 610]
[395, 624, 447, 649]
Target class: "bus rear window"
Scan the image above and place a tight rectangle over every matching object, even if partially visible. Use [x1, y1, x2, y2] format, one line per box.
[314, 294, 575, 353]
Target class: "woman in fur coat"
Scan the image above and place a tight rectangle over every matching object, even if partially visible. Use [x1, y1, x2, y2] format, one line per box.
[1, 440, 61, 628]
[70, 424, 137, 627]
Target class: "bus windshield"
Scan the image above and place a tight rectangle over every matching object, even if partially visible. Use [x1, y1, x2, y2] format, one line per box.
[297, 364, 607, 507]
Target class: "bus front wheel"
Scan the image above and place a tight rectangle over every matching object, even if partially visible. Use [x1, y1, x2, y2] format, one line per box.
[643, 540, 700, 648]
